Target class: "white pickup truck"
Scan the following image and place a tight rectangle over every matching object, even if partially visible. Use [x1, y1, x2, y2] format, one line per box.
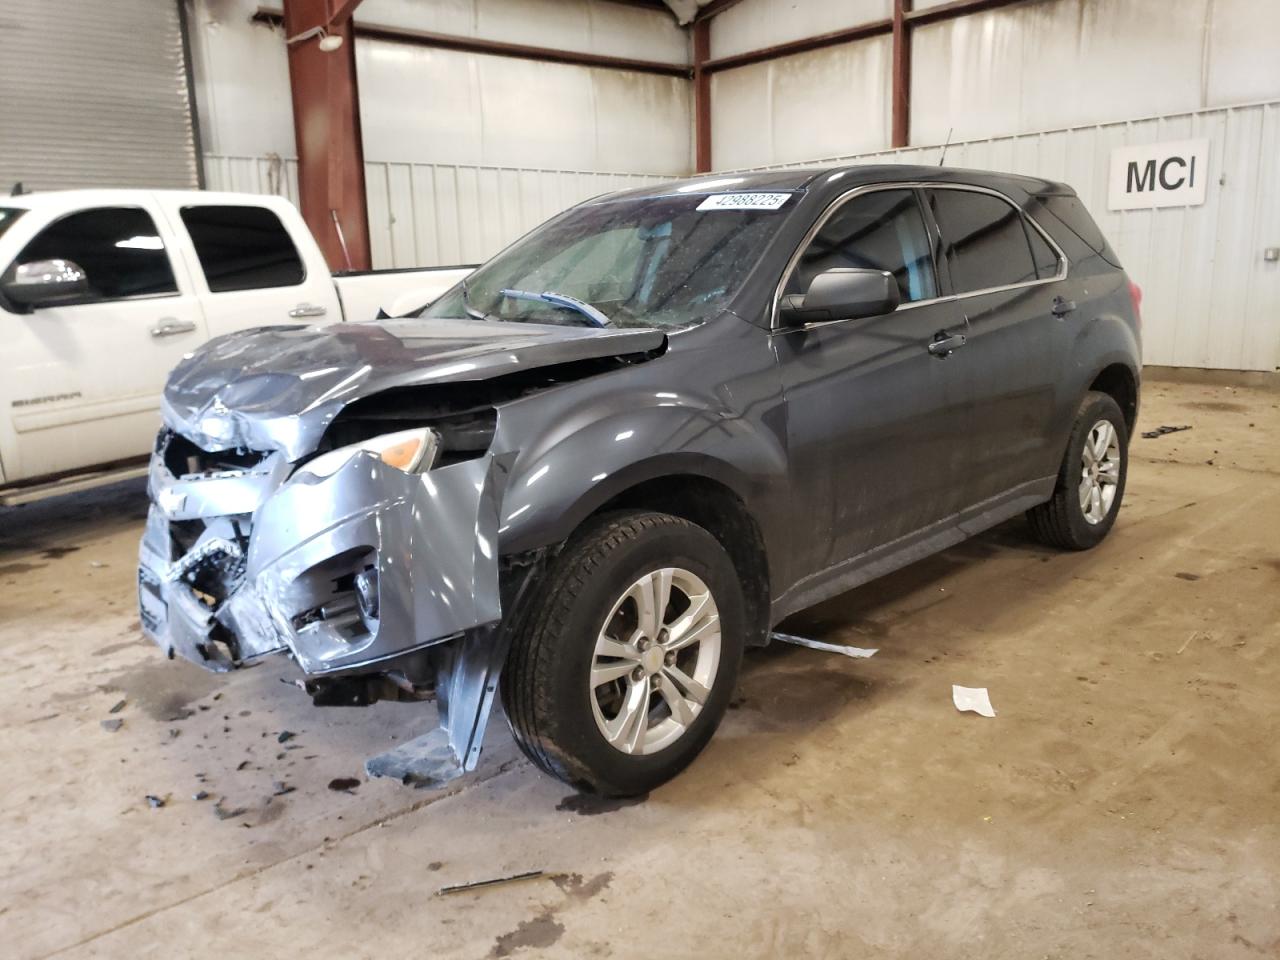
[0, 190, 472, 504]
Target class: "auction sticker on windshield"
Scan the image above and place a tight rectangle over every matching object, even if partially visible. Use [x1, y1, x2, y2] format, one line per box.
[696, 193, 791, 211]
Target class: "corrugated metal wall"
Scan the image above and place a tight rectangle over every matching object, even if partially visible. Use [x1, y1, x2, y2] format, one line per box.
[734, 101, 1280, 372]
[203, 154, 666, 267]
[0, 0, 199, 190]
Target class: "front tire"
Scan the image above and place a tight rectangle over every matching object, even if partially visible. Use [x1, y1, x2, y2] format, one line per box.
[502, 511, 745, 796]
[1027, 390, 1129, 550]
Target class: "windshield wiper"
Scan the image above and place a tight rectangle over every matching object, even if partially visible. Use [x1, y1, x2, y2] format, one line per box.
[499, 288, 612, 328]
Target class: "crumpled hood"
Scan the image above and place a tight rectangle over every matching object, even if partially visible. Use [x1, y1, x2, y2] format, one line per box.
[162, 317, 665, 460]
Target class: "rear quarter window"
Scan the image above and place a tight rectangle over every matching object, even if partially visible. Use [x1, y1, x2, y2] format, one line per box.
[1030, 194, 1122, 268]
[180, 205, 305, 293]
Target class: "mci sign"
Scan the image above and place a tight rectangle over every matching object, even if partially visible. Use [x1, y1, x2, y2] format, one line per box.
[1108, 139, 1210, 211]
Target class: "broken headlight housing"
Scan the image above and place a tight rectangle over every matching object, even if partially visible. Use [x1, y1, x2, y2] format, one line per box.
[292, 427, 440, 482]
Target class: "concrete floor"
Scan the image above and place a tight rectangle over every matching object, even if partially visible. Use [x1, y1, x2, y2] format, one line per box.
[2, 378, 1277, 959]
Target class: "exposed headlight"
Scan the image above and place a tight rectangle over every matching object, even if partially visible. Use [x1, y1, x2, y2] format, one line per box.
[292, 427, 439, 482]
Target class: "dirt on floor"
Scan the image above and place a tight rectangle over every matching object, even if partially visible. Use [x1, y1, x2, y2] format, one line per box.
[1, 378, 1277, 960]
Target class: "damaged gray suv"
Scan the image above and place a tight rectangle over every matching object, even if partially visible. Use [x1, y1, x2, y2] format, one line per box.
[140, 166, 1141, 796]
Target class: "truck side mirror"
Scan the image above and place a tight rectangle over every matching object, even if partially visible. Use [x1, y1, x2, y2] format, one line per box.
[779, 267, 900, 325]
[1, 259, 89, 311]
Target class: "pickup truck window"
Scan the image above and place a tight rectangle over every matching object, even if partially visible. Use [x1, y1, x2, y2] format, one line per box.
[11, 206, 177, 302]
[926, 189, 1056, 293]
[179, 205, 305, 293]
[785, 189, 937, 303]
[423, 193, 796, 329]
[0, 208, 23, 241]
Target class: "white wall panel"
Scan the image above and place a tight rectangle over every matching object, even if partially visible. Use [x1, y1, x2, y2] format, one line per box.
[186, 0, 295, 158]
[711, 37, 891, 169]
[356, 39, 691, 172]
[710, 0, 889, 60]
[205, 154, 667, 268]
[911, 0, 1212, 145]
[730, 101, 1280, 372]
[190, 0, 690, 174]
[1205, 0, 1280, 106]
[357, 0, 687, 63]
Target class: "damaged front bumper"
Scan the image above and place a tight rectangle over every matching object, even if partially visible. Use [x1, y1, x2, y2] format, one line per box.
[138, 430, 514, 784]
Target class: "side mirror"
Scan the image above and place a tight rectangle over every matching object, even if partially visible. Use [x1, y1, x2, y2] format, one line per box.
[779, 267, 900, 325]
[1, 259, 89, 311]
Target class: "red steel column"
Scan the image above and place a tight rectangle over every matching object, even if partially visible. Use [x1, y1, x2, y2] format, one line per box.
[282, 0, 371, 271]
[693, 17, 712, 173]
[891, 0, 912, 148]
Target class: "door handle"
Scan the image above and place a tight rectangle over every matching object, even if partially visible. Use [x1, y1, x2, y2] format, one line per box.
[150, 318, 197, 338]
[928, 331, 968, 358]
[1051, 296, 1077, 317]
[289, 302, 327, 318]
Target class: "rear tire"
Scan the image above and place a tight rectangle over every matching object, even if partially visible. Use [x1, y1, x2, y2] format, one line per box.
[502, 511, 745, 796]
[1027, 390, 1128, 550]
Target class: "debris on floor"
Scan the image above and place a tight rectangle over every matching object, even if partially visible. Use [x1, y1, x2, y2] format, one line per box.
[108, 699, 127, 714]
[771, 631, 878, 658]
[952, 685, 997, 718]
[328, 777, 361, 792]
[145, 794, 166, 809]
[365, 728, 464, 789]
[192, 790, 209, 801]
[276, 730, 296, 743]
[213, 800, 247, 820]
[100, 718, 123, 732]
[1141, 424, 1192, 439]
[437, 870, 546, 897]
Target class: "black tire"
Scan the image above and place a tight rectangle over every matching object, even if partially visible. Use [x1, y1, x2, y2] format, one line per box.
[1027, 390, 1129, 550]
[501, 510, 745, 796]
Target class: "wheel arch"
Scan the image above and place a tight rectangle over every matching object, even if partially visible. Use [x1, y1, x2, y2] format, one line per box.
[1088, 362, 1139, 434]
[503, 456, 773, 649]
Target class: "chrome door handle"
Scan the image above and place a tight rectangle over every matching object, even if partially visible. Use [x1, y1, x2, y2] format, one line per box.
[150, 318, 197, 338]
[289, 302, 327, 318]
[928, 332, 968, 358]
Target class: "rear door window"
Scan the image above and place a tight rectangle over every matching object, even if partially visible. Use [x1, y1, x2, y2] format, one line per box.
[786, 188, 938, 304]
[10, 206, 178, 302]
[926, 189, 1055, 293]
[180, 205, 305, 293]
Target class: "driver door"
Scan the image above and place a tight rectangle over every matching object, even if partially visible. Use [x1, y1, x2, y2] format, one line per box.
[773, 187, 974, 579]
[0, 203, 207, 481]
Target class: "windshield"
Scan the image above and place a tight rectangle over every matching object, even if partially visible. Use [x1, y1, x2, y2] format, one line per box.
[423, 192, 797, 329]
[0, 208, 24, 243]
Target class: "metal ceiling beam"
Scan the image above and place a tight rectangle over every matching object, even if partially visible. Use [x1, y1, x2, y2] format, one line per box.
[281, 0, 371, 271]
[256, 9, 690, 77]
[904, 0, 1031, 27]
[701, 18, 894, 73]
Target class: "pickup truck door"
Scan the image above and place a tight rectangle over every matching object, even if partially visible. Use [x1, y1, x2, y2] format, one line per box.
[154, 198, 342, 339]
[773, 187, 973, 578]
[0, 203, 208, 481]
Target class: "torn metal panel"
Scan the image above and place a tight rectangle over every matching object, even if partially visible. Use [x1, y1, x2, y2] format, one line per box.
[138, 427, 510, 678]
[161, 318, 665, 460]
[770, 631, 878, 658]
[363, 626, 509, 787]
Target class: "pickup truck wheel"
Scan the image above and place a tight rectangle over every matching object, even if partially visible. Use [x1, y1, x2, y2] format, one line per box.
[502, 511, 745, 796]
[1027, 390, 1129, 550]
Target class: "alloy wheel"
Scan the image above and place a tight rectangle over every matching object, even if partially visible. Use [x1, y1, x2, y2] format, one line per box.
[589, 567, 722, 756]
[1079, 419, 1121, 524]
